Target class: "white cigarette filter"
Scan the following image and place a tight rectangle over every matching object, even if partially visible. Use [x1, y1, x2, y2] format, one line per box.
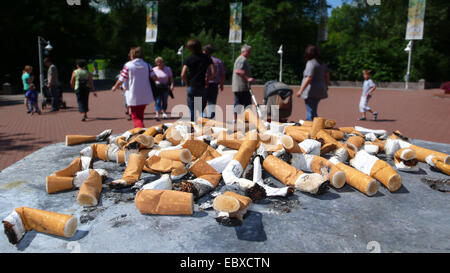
[363, 142, 380, 155]
[262, 155, 328, 195]
[135, 190, 194, 215]
[385, 138, 450, 165]
[111, 153, 146, 187]
[290, 154, 346, 189]
[298, 139, 322, 155]
[253, 156, 293, 197]
[213, 191, 252, 221]
[142, 174, 173, 190]
[65, 129, 112, 146]
[77, 170, 103, 206]
[179, 159, 222, 199]
[222, 132, 260, 186]
[394, 148, 419, 172]
[207, 152, 237, 173]
[329, 157, 379, 196]
[354, 126, 388, 139]
[2, 207, 78, 245]
[350, 150, 402, 192]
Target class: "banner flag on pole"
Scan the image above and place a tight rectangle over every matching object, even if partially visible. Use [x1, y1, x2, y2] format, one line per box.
[145, 1, 158, 43]
[405, 0, 426, 40]
[229, 2, 243, 44]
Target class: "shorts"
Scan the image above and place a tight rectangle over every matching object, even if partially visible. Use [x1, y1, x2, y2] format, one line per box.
[234, 91, 252, 113]
[359, 94, 372, 113]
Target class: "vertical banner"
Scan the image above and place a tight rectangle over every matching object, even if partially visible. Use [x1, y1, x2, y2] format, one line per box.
[229, 2, 243, 44]
[145, 1, 158, 43]
[405, 0, 426, 40]
[317, 0, 328, 42]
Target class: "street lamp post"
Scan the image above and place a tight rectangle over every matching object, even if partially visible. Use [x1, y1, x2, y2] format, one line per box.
[177, 45, 184, 85]
[404, 40, 413, 90]
[37, 36, 52, 100]
[277, 45, 283, 82]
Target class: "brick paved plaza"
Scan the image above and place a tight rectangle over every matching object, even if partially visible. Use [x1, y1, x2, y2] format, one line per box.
[0, 86, 449, 170]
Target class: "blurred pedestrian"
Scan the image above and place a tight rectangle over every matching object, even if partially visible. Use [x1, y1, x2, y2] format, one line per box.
[22, 65, 33, 93]
[153, 56, 174, 120]
[44, 57, 61, 112]
[296, 45, 330, 121]
[70, 59, 97, 122]
[25, 83, 41, 115]
[181, 39, 215, 122]
[232, 44, 254, 122]
[358, 69, 378, 121]
[203, 44, 225, 119]
[112, 46, 157, 128]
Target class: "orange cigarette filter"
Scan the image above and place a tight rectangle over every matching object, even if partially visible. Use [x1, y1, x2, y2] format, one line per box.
[159, 149, 193, 163]
[182, 139, 211, 159]
[339, 127, 364, 137]
[15, 207, 78, 238]
[135, 190, 194, 215]
[144, 155, 186, 175]
[280, 135, 302, 153]
[46, 176, 74, 194]
[311, 117, 326, 139]
[53, 157, 82, 177]
[285, 126, 310, 143]
[263, 155, 303, 187]
[244, 108, 267, 133]
[431, 158, 450, 175]
[92, 143, 109, 162]
[409, 145, 449, 164]
[128, 127, 145, 135]
[77, 170, 103, 206]
[142, 126, 159, 137]
[189, 159, 222, 188]
[233, 131, 260, 170]
[198, 146, 222, 162]
[126, 135, 154, 150]
[333, 162, 379, 196]
[346, 136, 365, 152]
[65, 135, 97, 146]
[154, 134, 164, 144]
[164, 126, 183, 146]
[117, 150, 125, 164]
[213, 191, 252, 213]
[370, 160, 402, 192]
[116, 137, 128, 149]
[309, 156, 346, 188]
[118, 153, 146, 185]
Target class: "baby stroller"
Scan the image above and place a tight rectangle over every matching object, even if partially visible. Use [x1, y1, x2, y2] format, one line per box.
[41, 79, 67, 110]
[263, 81, 293, 123]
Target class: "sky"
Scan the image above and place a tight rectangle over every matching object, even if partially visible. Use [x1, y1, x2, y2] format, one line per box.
[328, 0, 344, 16]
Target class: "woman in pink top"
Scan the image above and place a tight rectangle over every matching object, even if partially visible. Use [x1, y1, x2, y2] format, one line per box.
[112, 47, 157, 128]
[153, 57, 174, 120]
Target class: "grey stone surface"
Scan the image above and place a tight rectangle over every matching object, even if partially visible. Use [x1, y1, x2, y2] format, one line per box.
[0, 139, 449, 253]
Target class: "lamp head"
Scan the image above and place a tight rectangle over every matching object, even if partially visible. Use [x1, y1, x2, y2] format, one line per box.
[45, 41, 53, 51]
[277, 45, 283, 55]
[177, 46, 184, 56]
[404, 41, 412, 52]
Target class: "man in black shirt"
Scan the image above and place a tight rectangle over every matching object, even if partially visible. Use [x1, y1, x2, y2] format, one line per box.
[181, 39, 215, 122]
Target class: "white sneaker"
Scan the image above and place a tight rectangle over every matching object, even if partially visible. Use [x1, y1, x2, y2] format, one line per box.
[162, 113, 168, 119]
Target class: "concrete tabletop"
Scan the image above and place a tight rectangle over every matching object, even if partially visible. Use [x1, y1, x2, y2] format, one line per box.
[0, 139, 449, 253]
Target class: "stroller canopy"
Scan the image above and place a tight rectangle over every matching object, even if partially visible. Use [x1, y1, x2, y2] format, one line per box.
[263, 81, 293, 104]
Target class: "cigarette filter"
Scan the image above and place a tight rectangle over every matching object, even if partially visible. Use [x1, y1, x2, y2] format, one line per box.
[135, 190, 194, 215]
[111, 153, 146, 187]
[311, 117, 326, 139]
[394, 148, 419, 172]
[77, 170, 103, 206]
[159, 149, 192, 163]
[53, 157, 82, 177]
[65, 135, 97, 146]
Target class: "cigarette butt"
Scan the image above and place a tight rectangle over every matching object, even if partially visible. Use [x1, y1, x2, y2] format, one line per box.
[285, 127, 310, 143]
[138, 149, 152, 158]
[370, 160, 402, 192]
[77, 170, 103, 206]
[46, 176, 74, 194]
[339, 127, 364, 137]
[217, 138, 243, 150]
[145, 155, 186, 175]
[324, 119, 336, 129]
[112, 154, 146, 186]
[432, 159, 450, 175]
[263, 155, 303, 187]
[127, 135, 154, 149]
[14, 207, 77, 241]
[92, 144, 109, 161]
[213, 191, 252, 213]
[189, 159, 222, 188]
[65, 135, 97, 146]
[128, 127, 145, 135]
[165, 126, 183, 146]
[197, 117, 228, 129]
[346, 136, 365, 152]
[262, 143, 283, 153]
[367, 139, 386, 152]
[281, 135, 302, 153]
[326, 129, 345, 140]
[198, 146, 222, 162]
[142, 126, 158, 137]
[53, 157, 82, 177]
[311, 117, 326, 139]
[331, 160, 379, 196]
[233, 132, 260, 170]
[182, 139, 210, 158]
[116, 136, 128, 148]
[309, 156, 346, 189]
[152, 134, 163, 144]
[117, 150, 125, 164]
[321, 143, 338, 154]
[159, 149, 192, 163]
[244, 109, 267, 133]
[394, 148, 418, 171]
[409, 145, 449, 164]
[135, 190, 194, 215]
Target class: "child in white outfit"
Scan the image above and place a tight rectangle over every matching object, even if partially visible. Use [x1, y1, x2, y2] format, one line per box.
[358, 70, 378, 121]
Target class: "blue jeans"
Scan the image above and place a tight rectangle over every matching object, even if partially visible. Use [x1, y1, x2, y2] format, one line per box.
[28, 101, 40, 113]
[155, 89, 169, 112]
[304, 98, 321, 121]
[50, 86, 61, 110]
[187, 86, 206, 122]
[205, 83, 219, 118]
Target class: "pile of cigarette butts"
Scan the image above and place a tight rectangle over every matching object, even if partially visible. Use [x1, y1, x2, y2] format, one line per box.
[3, 108, 449, 245]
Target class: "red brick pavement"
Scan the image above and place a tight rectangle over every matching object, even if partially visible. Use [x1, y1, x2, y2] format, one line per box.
[0, 86, 449, 170]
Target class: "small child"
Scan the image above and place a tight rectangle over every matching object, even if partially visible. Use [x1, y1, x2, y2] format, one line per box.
[358, 70, 378, 121]
[25, 83, 41, 115]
